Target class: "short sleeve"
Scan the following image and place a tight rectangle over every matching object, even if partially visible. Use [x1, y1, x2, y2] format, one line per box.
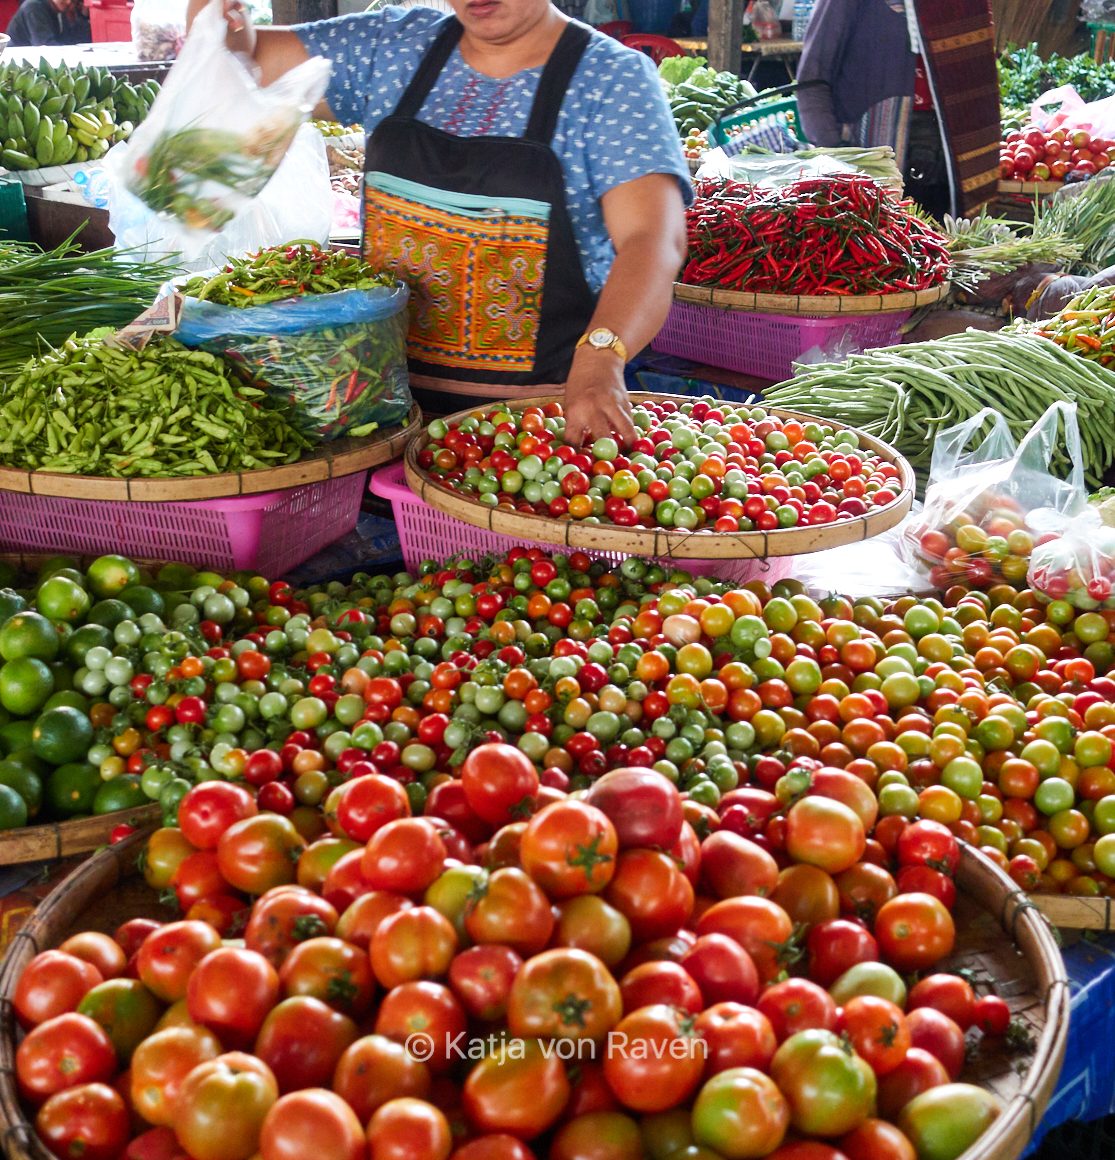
[293, 8, 441, 127]
[576, 45, 693, 207]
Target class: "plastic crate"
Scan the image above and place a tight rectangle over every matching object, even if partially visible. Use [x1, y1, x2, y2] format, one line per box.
[0, 473, 366, 575]
[652, 299, 910, 382]
[711, 97, 806, 150]
[369, 462, 795, 585]
[87, 0, 133, 42]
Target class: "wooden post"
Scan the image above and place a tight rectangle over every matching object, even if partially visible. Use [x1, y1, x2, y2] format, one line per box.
[707, 0, 744, 73]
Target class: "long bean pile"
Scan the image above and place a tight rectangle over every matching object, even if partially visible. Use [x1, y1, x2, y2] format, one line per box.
[764, 329, 1115, 488]
[181, 242, 393, 307]
[0, 237, 177, 380]
[0, 335, 310, 477]
[682, 175, 952, 295]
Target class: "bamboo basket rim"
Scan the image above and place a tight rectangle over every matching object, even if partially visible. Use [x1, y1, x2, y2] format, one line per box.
[0, 404, 419, 503]
[671, 279, 951, 316]
[404, 393, 915, 561]
[0, 804, 161, 866]
[996, 179, 1063, 196]
[0, 839, 1067, 1160]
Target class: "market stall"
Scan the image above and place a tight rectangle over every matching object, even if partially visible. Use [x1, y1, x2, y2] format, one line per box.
[8, 7, 1115, 1160]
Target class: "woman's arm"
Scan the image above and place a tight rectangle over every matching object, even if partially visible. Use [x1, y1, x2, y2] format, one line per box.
[797, 0, 855, 147]
[185, 0, 323, 103]
[562, 173, 687, 447]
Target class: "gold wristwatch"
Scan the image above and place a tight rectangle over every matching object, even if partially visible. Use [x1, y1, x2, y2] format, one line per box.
[575, 327, 628, 362]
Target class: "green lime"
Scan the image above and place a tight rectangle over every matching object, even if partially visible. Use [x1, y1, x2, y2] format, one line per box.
[0, 657, 54, 716]
[0, 783, 28, 830]
[5, 749, 50, 778]
[0, 721, 34, 755]
[37, 556, 81, 581]
[86, 556, 141, 600]
[65, 624, 114, 666]
[49, 661, 74, 694]
[156, 562, 197, 591]
[32, 706, 94, 766]
[45, 762, 100, 817]
[86, 600, 134, 629]
[36, 576, 91, 624]
[93, 774, 147, 815]
[43, 690, 90, 713]
[0, 759, 42, 818]
[0, 612, 60, 661]
[0, 588, 27, 625]
[48, 569, 87, 588]
[118, 586, 165, 618]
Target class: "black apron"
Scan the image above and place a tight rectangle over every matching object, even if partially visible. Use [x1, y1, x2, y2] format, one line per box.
[362, 18, 598, 395]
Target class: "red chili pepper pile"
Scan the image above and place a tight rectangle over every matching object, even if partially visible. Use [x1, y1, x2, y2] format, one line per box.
[682, 175, 952, 296]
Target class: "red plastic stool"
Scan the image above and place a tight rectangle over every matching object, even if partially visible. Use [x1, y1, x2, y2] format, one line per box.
[620, 33, 690, 64]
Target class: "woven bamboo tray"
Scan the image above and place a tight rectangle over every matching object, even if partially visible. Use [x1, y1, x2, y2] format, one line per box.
[0, 806, 160, 867]
[0, 840, 1067, 1160]
[404, 394, 915, 560]
[0, 403, 420, 503]
[997, 180, 1063, 196]
[672, 280, 951, 316]
[1028, 893, 1115, 931]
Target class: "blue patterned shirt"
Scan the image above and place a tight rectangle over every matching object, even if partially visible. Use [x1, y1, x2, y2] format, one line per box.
[295, 8, 691, 293]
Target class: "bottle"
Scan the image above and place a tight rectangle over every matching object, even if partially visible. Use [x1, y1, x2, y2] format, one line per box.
[749, 0, 782, 41]
[792, 0, 816, 39]
[74, 168, 111, 209]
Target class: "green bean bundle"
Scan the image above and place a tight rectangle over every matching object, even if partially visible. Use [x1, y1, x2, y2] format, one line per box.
[0, 335, 310, 477]
[765, 328, 1115, 490]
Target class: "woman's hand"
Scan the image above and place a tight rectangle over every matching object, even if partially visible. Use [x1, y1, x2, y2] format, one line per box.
[186, 0, 256, 55]
[563, 349, 637, 447]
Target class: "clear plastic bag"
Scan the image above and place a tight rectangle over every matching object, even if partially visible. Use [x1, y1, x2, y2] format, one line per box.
[131, 0, 187, 61]
[104, 123, 332, 271]
[1028, 509, 1115, 609]
[107, 0, 330, 236]
[902, 402, 1088, 589]
[174, 282, 414, 443]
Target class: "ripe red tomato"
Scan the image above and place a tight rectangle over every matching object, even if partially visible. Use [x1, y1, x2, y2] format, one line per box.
[806, 919, 879, 988]
[876, 1047, 950, 1119]
[243, 886, 340, 970]
[463, 1037, 570, 1138]
[58, 933, 127, 982]
[618, 960, 703, 1015]
[460, 743, 540, 827]
[972, 994, 1011, 1037]
[279, 936, 375, 1019]
[367, 1096, 451, 1160]
[254, 996, 357, 1093]
[14, 951, 103, 1029]
[371, 906, 459, 989]
[177, 783, 258, 851]
[217, 814, 306, 895]
[17, 1013, 117, 1104]
[449, 1136, 535, 1160]
[838, 995, 911, 1076]
[784, 796, 866, 874]
[464, 867, 554, 957]
[907, 973, 976, 1030]
[696, 896, 794, 984]
[34, 1082, 130, 1160]
[584, 767, 684, 849]
[333, 1034, 432, 1123]
[896, 820, 959, 876]
[550, 1110, 644, 1160]
[508, 948, 622, 1041]
[840, 1118, 917, 1160]
[905, 1007, 966, 1080]
[129, 1025, 222, 1127]
[699, 830, 780, 899]
[330, 774, 410, 843]
[679, 933, 759, 1007]
[604, 849, 694, 943]
[520, 800, 618, 897]
[186, 947, 280, 1050]
[447, 944, 523, 1022]
[174, 1052, 278, 1160]
[362, 819, 447, 895]
[694, 1001, 778, 1077]
[170, 850, 227, 912]
[602, 1004, 705, 1113]
[259, 1088, 367, 1160]
[874, 894, 956, 973]
[374, 982, 467, 1075]
[758, 979, 838, 1042]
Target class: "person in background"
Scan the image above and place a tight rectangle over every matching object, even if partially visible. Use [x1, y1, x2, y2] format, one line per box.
[6, 0, 91, 45]
[185, 0, 689, 445]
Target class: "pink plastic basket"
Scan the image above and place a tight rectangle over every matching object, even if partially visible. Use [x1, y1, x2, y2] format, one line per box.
[370, 463, 794, 585]
[0, 473, 367, 576]
[652, 300, 910, 382]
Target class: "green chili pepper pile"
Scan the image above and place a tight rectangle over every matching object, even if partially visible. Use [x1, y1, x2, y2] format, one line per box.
[764, 328, 1115, 489]
[0, 335, 309, 477]
[1034, 285, 1115, 366]
[176, 244, 411, 444]
[683, 175, 952, 295]
[181, 243, 394, 306]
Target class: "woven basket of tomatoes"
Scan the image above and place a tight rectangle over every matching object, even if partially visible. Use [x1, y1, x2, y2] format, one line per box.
[406, 394, 915, 561]
[0, 764, 1066, 1160]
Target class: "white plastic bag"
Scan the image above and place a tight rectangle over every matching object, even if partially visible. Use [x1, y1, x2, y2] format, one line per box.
[105, 124, 332, 271]
[1028, 508, 1115, 609]
[131, 0, 188, 61]
[105, 0, 330, 238]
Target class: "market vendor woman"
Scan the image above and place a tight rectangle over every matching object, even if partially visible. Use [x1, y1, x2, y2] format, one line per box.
[185, 0, 690, 444]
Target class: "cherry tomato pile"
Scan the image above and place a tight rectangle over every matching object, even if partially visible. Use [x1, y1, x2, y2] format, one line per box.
[15, 761, 1017, 1160]
[415, 398, 904, 532]
[907, 492, 1034, 590]
[1000, 124, 1115, 184]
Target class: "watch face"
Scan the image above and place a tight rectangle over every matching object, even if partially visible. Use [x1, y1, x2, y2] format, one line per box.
[589, 328, 614, 349]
